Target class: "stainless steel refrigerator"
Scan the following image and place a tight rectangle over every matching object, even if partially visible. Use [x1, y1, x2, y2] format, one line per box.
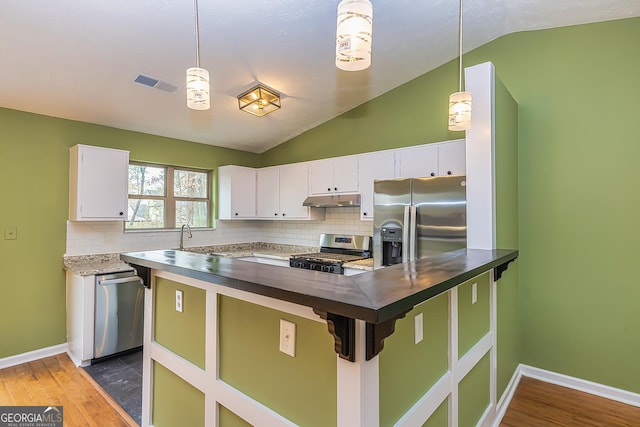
[373, 176, 467, 268]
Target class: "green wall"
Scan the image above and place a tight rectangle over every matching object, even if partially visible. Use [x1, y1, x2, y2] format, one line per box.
[466, 18, 640, 393]
[0, 108, 258, 358]
[262, 17, 640, 395]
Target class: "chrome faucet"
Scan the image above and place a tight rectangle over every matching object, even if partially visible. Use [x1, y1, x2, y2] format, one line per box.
[180, 224, 192, 250]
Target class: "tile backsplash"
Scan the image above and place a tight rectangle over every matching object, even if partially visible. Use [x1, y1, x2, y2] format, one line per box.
[65, 207, 373, 255]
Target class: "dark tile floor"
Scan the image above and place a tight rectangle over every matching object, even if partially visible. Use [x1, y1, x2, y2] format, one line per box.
[83, 350, 142, 425]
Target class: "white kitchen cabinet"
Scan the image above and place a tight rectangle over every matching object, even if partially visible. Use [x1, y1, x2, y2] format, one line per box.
[256, 163, 323, 220]
[218, 165, 256, 219]
[395, 140, 466, 179]
[309, 155, 359, 195]
[395, 144, 439, 179]
[69, 144, 129, 221]
[357, 150, 396, 220]
[438, 140, 466, 176]
[66, 271, 95, 367]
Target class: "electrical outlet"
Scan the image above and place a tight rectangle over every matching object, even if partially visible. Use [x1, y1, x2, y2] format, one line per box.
[279, 319, 296, 357]
[472, 282, 477, 304]
[414, 313, 424, 344]
[175, 290, 183, 313]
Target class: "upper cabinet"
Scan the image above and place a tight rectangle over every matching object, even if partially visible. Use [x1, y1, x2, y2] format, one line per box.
[257, 163, 324, 220]
[395, 144, 439, 178]
[395, 140, 465, 179]
[438, 140, 466, 176]
[218, 165, 256, 219]
[309, 156, 358, 195]
[357, 150, 395, 220]
[69, 144, 129, 221]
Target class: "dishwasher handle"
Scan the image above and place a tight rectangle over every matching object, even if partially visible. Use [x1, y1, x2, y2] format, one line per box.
[98, 276, 144, 286]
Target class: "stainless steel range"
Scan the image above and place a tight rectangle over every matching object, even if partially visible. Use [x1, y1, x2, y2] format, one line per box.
[290, 234, 372, 274]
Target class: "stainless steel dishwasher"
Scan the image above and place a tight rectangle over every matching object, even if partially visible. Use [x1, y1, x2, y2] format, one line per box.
[94, 270, 145, 361]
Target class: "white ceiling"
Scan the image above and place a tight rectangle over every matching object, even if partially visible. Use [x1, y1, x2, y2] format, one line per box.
[1, 1, 638, 153]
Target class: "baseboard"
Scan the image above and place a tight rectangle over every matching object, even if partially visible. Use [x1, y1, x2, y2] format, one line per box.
[0, 343, 68, 370]
[491, 365, 523, 426]
[519, 364, 640, 408]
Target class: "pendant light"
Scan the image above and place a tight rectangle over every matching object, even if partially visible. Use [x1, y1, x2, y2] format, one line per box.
[335, 0, 373, 71]
[448, 0, 471, 131]
[186, 0, 210, 110]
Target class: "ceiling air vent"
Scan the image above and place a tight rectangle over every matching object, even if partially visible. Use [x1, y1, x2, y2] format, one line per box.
[134, 74, 178, 93]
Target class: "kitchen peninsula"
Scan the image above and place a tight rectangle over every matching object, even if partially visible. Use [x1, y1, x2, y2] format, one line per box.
[121, 247, 517, 426]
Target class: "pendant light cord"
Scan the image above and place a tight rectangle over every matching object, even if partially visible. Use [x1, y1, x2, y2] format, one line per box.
[458, 0, 463, 92]
[194, 0, 202, 68]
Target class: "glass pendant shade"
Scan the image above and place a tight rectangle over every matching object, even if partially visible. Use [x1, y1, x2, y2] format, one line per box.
[186, 67, 210, 110]
[448, 91, 472, 131]
[238, 85, 281, 117]
[336, 0, 373, 71]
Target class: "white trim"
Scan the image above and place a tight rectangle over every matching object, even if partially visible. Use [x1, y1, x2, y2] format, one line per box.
[519, 364, 640, 408]
[448, 287, 459, 427]
[215, 380, 297, 427]
[456, 333, 492, 383]
[394, 372, 452, 427]
[493, 365, 522, 425]
[0, 344, 67, 369]
[155, 270, 321, 323]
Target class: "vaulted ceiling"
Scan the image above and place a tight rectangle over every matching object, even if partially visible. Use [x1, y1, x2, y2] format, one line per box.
[1, 1, 638, 153]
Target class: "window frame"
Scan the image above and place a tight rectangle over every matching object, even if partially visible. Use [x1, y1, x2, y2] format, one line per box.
[126, 161, 212, 230]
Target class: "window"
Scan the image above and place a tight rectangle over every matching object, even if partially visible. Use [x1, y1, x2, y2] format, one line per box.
[126, 162, 211, 230]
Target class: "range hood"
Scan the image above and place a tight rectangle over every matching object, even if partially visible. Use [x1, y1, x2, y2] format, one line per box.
[302, 194, 361, 208]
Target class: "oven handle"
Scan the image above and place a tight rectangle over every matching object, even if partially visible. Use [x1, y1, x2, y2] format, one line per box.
[98, 276, 144, 286]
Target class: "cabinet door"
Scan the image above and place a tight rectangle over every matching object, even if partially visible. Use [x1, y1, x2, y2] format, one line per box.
[309, 156, 359, 194]
[308, 159, 334, 195]
[332, 156, 359, 193]
[256, 168, 280, 218]
[70, 145, 129, 221]
[358, 151, 395, 220]
[438, 140, 466, 176]
[218, 166, 256, 219]
[279, 163, 309, 218]
[395, 144, 438, 178]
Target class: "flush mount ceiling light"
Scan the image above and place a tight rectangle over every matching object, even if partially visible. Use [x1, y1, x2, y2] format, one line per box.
[186, 0, 210, 110]
[335, 0, 373, 71]
[237, 85, 281, 117]
[448, 0, 472, 131]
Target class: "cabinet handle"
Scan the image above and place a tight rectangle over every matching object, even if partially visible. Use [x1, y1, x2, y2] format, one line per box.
[282, 213, 286, 217]
[235, 212, 238, 216]
[447, 171, 452, 175]
[327, 187, 331, 191]
[363, 212, 368, 216]
[334, 187, 338, 191]
[430, 172, 435, 177]
[119, 212, 124, 216]
[274, 213, 278, 216]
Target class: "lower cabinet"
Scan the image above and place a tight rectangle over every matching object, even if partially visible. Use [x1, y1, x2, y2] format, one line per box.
[65, 272, 95, 367]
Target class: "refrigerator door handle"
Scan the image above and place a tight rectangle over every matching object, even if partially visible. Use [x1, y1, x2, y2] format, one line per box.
[402, 205, 410, 263]
[409, 205, 417, 261]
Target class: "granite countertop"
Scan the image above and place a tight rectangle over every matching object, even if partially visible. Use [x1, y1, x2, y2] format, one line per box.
[64, 242, 319, 276]
[63, 253, 135, 276]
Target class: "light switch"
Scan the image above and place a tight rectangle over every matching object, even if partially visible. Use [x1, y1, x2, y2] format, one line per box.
[472, 282, 478, 305]
[175, 290, 183, 312]
[4, 226, 17, 240]
[414, 313, 424, 344]
[279, 319, 296, 357]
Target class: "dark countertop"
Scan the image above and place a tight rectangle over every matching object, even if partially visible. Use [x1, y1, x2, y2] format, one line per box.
[120, 248, 517, 325]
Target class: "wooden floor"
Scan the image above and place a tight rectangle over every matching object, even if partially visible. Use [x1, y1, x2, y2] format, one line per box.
[0, 353, 137, 427]
[500, 376, 640, 427]
[2, 354, 640, 426]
